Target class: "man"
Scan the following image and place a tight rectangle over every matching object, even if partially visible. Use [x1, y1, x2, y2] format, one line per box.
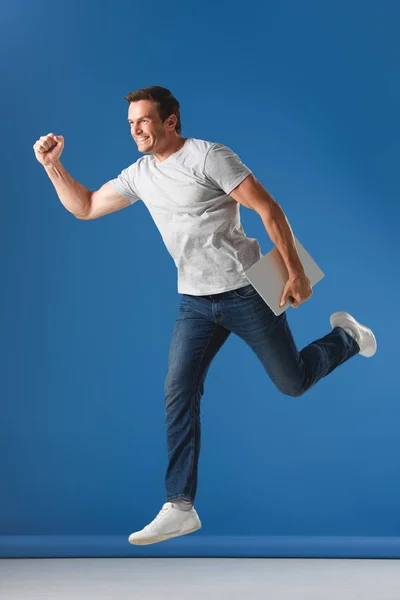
[34, 86, 377, 546]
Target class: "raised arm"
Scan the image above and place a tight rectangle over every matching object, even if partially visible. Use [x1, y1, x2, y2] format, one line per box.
[34, 133, 130, 220]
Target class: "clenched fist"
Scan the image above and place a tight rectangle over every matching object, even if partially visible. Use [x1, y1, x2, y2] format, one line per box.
[33, 133, 64, 166]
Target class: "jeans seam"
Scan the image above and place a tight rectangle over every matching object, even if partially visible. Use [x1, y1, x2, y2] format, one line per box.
[185, 324, 220, 500]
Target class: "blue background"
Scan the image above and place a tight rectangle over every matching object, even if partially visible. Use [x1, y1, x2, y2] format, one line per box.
[1, 0, 399, 557]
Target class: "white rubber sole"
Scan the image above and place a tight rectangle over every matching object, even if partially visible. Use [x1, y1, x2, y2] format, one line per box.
[128, 523, 201, 546]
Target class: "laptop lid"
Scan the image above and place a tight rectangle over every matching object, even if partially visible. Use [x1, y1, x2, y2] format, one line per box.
[244, 237, 325, 316]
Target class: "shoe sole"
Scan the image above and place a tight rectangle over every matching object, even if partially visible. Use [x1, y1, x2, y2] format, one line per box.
[330, 311, 377, 357]
[128, 523, 201, 546]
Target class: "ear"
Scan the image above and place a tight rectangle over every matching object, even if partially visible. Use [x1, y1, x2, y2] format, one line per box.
[166, 115, 177, 130]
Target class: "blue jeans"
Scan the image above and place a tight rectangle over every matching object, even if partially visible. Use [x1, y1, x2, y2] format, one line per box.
[164, 284, 360, 504]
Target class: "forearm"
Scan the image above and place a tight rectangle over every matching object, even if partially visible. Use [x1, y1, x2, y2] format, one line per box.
[259, 204, 305, 277]
[43, 160, 91, 218]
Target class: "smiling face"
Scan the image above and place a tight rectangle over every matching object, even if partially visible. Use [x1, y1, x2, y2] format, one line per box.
[128, 99, 176, 155]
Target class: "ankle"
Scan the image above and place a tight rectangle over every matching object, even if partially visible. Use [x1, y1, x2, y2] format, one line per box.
[343, 326, 358, 342]
[172, 499, 193, 511]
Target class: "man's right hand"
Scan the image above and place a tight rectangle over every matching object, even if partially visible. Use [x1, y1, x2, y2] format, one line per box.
[33, 133, 64, 167]
[35, 132, 130, 220]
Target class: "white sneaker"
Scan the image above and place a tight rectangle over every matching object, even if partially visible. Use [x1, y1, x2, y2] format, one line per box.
[128, 502, 202, 546]
[330, 311, 377, 357]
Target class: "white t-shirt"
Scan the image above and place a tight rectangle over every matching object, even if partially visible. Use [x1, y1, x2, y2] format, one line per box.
[109, 137, 262, 295]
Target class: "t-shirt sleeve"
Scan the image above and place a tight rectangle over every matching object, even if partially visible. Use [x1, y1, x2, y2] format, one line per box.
[109, 164, 140, 205]
[203, 143, 252, 195]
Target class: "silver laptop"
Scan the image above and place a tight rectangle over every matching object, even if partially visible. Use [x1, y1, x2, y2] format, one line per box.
[244, 237, 325, 316]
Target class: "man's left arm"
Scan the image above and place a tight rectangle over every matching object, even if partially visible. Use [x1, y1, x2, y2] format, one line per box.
[230, 174, 313, 308]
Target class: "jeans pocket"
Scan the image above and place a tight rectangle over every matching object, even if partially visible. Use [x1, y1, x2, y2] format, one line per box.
[232, 284, 259, 299]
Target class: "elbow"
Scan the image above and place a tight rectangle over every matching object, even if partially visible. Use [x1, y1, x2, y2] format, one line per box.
[74, 196, 93, 220]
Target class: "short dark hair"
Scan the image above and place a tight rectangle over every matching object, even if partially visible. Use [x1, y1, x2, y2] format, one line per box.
[125, 86, 182, 135]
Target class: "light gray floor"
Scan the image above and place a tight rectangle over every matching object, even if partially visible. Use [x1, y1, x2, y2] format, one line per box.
[1, 558, 400, 599]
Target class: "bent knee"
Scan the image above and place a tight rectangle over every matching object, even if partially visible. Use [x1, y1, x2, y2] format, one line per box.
[276, 381, 307, 398]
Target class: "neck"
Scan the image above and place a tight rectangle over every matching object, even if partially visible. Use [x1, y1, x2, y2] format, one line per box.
[153, 137, 186, 162]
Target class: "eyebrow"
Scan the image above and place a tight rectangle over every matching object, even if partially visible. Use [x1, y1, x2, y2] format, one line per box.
[127, 114, 152, 123]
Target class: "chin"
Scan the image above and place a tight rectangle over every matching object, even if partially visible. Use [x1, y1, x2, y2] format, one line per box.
[139, 143, 154, 154]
